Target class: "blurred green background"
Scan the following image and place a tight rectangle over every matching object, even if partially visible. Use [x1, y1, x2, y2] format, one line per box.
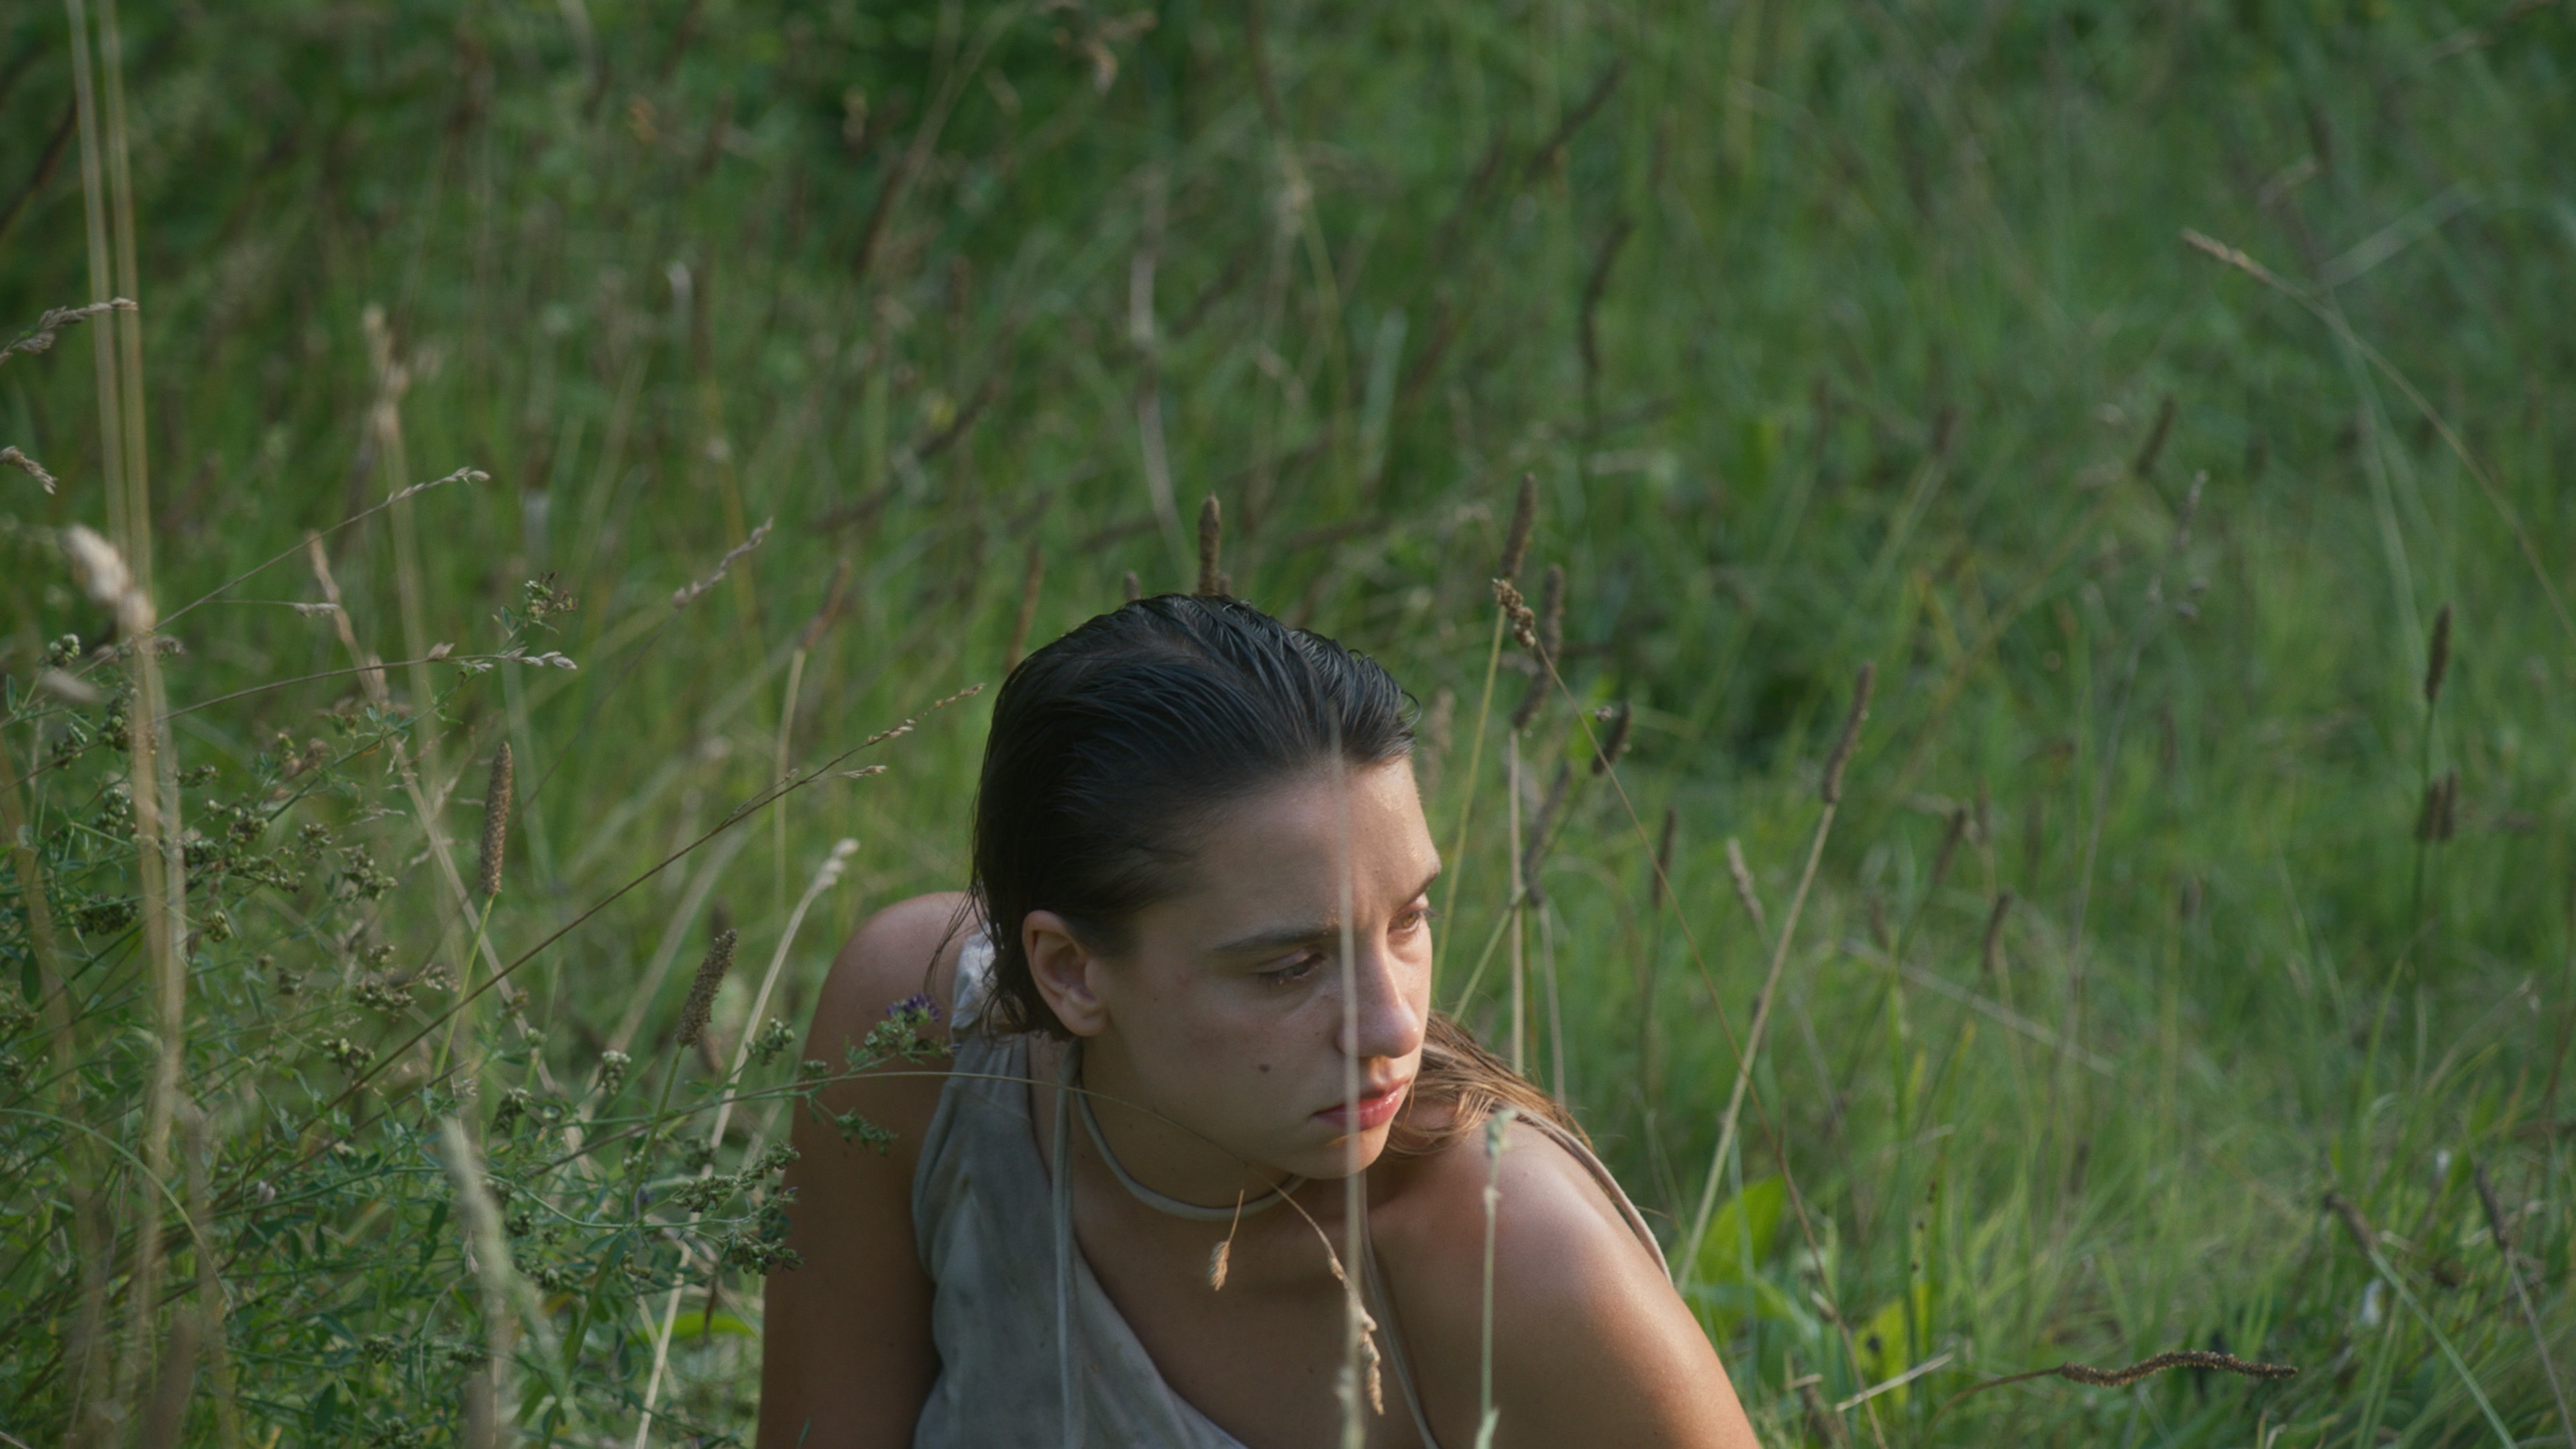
[5, 1, 2573, 1444]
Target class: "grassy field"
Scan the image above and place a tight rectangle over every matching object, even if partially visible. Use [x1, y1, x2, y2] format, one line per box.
[4, 1, 2573, 1444]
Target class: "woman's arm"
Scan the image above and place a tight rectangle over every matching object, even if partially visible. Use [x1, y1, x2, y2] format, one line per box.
[1385, 1120, 1762, 1448]
[755, 893, 969, 1449]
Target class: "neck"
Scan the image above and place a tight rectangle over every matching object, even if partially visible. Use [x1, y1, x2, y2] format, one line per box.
[1071, 1033, 1305, 1212]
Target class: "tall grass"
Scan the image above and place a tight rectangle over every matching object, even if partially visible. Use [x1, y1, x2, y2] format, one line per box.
[3, 1, 2573, 1444]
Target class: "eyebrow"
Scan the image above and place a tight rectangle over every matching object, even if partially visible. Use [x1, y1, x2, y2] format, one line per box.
[1207, 867, 1442, 957]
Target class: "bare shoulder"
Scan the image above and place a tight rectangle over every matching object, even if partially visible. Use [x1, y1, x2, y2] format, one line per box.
[811, 892, 977, 1045]
[758, 892, 978, 1449]
[1375, 1118, 1758, 1448]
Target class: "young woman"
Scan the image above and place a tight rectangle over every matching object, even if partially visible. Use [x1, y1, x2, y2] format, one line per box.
[759, 596, 1758, 1448]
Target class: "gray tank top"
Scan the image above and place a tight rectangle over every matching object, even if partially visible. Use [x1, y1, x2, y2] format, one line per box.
[908, 935, 1665, 1448]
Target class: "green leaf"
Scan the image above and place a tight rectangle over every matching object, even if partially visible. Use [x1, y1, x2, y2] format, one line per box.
[1690, 1175, 1786, 1286]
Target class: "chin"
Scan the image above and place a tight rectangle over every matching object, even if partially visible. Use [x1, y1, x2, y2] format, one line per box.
[1289, 1123, 1394, 1179]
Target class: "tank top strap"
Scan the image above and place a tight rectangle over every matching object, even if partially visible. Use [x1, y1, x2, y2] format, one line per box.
[1519, 1116, 1670, 1277]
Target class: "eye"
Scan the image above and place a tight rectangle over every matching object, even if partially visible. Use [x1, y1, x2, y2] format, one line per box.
[1393, 902, 1438, 935]
[1258, 951, 1324, 987]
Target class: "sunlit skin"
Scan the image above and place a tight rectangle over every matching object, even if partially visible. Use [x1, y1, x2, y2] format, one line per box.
[759, 759, 1761, 1449]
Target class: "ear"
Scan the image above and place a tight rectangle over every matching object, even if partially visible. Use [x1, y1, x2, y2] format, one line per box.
[1022, 910, 1112, 1037]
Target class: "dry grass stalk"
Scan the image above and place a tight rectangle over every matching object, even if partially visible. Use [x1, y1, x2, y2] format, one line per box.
[1794, 1375, 1849, 1448]
[1497, 471, 1536, 582]
[1650, 804, 1678, 909]
[670, 517, 775, 608]
[798, 556, 853, 653]
[135, 1315, 198, 1449]
[475, 743, 514, 899]
[0, 297, 134, 369]
[1681, 669, 1874, 1290]
[1981, 892, 2013, 981]
[2424, 602, 2453, 705]
[1725, 837, 1768, 938]
[439, 1120, 521, 1449]
[2414, 769, 2460, 843]
[2475, 1161, 2575, 1441]
[2, 443, 57, 492]
[178, 1110, 244, 1449]
[1006, 538, 1044, 670]
[1931, 806, 1970, 891]
[1196, 494, 1225, 596]
[1521, 760, 1573, 908]
[674, 928, 739, 1049]
[1945, 1349, 2296, 1408]
[1820, 663, 1875, 805]
[1123, 569, 1142, 603]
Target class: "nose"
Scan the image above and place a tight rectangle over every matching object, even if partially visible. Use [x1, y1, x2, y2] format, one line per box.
[1338, 933, 1426, 1063]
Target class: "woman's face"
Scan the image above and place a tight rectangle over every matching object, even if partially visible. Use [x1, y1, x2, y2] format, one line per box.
[1034, 757, 1440, 1185]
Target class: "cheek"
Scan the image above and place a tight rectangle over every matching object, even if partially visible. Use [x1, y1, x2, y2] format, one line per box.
[1143, 995, 1329, 1112]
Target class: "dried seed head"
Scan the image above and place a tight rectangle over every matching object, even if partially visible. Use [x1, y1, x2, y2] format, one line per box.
[1, 445, 56, 494]
[1591, 700, 1632, 775]
[2414, 770, 2460, 844]
[1819, 662, 1875, 805]
[1122, 570, 1142, 604]
[475, 743, 515, 898]
[2423, 603, 2453, 706]
[1497, 472, 1537, 582]
[60, 518, 147, 631]
[1207, 1238, 1231, 1291]
[676, 928, 739, 1049]
[1196, 494, 1224, 596]
[1724, 838, 1767, 938]
[1493, 578, 1537, 651]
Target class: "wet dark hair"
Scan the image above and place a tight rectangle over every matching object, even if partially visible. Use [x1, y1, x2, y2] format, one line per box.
[969, 594, 1412, 1032]
[966, 593, 1579, 1151]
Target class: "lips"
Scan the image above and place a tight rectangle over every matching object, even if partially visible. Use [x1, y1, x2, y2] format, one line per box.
[1312, 1077, 1411, 1133]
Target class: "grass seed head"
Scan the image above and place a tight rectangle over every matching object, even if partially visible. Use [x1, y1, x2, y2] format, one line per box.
[2424, 602, 2453, 706]
[1725, 837, 1767, 936]
[1497, 472, 1537, 582]
[475, 742, 514, 898]
[1, 445, 56, 493]
[676, 927, 739, 1049]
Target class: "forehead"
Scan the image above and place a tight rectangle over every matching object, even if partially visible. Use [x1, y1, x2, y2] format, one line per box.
[1164, 761, 1438, 923]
